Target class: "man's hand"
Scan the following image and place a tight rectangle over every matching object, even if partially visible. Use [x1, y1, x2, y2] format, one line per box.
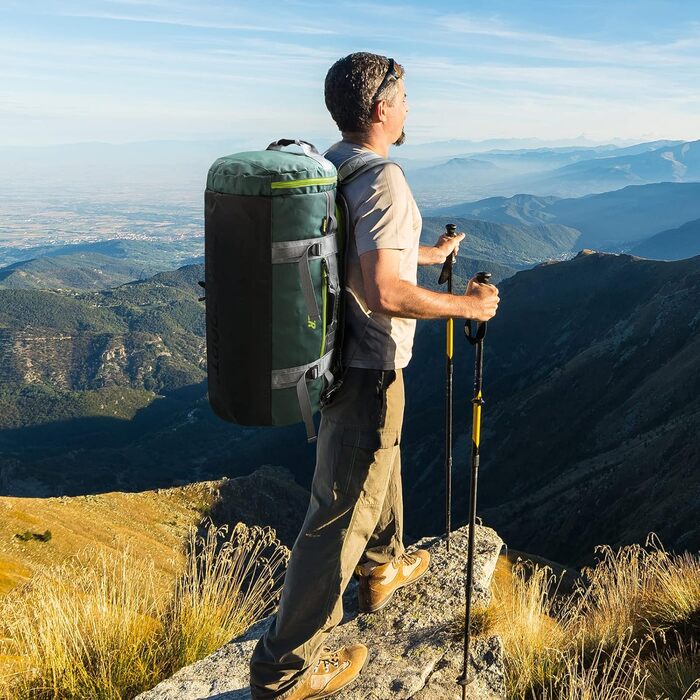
[464, 276, 500, 322]
[433, 232, 465, 263]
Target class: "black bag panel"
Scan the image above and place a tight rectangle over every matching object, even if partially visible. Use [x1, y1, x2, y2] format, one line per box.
[205, 190, 272, 424]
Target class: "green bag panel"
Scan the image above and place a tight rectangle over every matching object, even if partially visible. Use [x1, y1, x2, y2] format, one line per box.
[271, 379, 324, 426]
[272, 191, 333, 242]
[271, 257, 326, 370]
[207, 150, 336, 197]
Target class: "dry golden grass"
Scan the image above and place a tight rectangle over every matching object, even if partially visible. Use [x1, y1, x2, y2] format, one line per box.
[491, 556, 570, 696]
[573, 534, 700, 651]
[0, 520, 288, 700]
[643, 639, 700, 700]
[490, 536, 700, 700]
[539, 636, 649, 700]
[0, 482, 219, 596]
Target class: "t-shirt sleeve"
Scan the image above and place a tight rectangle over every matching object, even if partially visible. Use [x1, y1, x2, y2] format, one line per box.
[353, 164, 415, 256]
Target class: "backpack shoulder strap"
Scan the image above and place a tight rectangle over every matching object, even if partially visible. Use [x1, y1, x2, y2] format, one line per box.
[337, 153, 403, 185]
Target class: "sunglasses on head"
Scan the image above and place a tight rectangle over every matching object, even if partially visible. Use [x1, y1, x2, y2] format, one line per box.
[371, 58, 401, 104]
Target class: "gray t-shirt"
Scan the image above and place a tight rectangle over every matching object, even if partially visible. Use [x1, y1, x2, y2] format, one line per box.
[325, 141, 422, 370]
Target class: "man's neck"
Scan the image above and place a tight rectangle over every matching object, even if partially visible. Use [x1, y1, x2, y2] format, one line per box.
[341, 132, 390, 158]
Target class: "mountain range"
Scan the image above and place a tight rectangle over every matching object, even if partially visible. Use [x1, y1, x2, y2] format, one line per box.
[1, 252, 698, 566]
[0, 240, 203, 290]
[406, 139, 699, 203]
[429, 182, 700, 251]
[421, 217, 579, 268]
[401, 251, 700, 564]
[630, 218, 700, 261]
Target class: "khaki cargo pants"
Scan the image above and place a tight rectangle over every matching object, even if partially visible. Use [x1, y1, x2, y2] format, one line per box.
[250, 367, 405, 699]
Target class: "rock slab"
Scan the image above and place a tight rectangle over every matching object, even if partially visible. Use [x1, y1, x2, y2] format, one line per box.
[136, 525, 505, 700]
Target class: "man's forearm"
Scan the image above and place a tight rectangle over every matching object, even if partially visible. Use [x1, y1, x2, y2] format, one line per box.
[417, 245, 446, 266]
[371, 279, 481, 320]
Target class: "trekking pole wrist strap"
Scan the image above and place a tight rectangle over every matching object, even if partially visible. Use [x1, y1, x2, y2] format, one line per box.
[465, 320, 487, 344]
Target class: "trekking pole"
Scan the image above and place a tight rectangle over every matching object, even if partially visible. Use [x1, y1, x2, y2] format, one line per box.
[457, 271, 491, 698]
[438, 223, 458, 552]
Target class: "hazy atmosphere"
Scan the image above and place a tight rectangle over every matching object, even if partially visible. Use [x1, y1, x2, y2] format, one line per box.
[2, 0, 700, 146]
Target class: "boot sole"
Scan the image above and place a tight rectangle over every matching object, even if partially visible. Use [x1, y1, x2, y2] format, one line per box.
[358, 565, 430, 614]
[313, 652, 370, 699]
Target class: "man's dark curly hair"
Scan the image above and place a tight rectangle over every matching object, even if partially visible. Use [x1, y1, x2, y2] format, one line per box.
[324, 52, 405, 133]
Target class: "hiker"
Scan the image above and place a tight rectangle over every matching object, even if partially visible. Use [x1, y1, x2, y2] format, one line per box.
[249, 52, 500, 700]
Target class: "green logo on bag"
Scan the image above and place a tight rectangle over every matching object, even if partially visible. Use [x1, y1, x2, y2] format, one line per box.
[307, 316, 317, 330]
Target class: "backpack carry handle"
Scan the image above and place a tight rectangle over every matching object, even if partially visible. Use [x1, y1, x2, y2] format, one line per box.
[267, 139, 333, 170]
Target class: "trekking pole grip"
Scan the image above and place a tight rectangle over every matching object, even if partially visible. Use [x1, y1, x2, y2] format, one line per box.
[438, 222, 458, 286]
[465, 271, 491, 344]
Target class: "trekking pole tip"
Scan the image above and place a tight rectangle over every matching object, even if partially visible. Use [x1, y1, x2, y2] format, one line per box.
[457, 672, 473, 698]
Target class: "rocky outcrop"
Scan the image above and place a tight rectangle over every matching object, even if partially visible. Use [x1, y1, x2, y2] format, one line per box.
[136, 525, 505, 700]
[205, 466, 310, 548]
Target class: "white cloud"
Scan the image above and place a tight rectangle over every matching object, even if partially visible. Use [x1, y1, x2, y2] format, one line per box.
[434, 13, 700, 69]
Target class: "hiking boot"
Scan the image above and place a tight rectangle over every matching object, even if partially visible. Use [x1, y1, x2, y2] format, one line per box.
[284, 644, 368, 700]
[355, 549, 430, 613]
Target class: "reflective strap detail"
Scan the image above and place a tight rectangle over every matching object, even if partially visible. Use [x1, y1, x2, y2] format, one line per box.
[272, 350, 335, 443]
[270, 176, 337, 190]
[271, 235, 338, 323]
[325, 325, 337, 352]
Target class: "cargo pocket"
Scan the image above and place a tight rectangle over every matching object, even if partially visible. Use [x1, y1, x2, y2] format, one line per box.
[335, 424, 399, 504]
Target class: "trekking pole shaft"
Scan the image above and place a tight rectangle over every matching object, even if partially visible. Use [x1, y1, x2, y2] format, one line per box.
[446, 313, 453, 551]
[459, 336, 485, 696]
[442, 223, 457, 552]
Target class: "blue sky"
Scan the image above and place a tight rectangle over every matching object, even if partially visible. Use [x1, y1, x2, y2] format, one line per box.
[2, 0, 700, 146]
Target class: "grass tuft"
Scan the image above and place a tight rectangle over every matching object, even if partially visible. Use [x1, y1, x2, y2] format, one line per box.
[491, 536, 700, 699]
[0, 520, 288, 700]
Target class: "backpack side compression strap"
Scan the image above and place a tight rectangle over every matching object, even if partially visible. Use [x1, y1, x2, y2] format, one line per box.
[271, 350, 335, 442]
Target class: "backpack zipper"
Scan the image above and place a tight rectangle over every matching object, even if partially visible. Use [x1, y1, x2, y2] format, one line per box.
[271, 176, 337, 190]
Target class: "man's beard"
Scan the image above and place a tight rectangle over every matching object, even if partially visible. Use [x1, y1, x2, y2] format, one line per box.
[393, 129, 406, 146]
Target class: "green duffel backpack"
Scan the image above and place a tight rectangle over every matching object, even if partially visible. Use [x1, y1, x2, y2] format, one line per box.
[203, 138, 390, 441]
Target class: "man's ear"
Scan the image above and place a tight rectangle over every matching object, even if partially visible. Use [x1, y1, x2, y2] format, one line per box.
[372, 100, 387, 124]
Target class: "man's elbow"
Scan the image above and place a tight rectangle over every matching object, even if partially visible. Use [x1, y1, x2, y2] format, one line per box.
[366, 289, 398, 315]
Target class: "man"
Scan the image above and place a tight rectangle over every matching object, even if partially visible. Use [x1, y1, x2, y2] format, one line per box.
[250, 52, 500, 700]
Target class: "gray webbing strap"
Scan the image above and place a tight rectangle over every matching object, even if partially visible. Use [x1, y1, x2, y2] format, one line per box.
[271, 235, 338, 322]
[271, 234, 337, 263]
[266, 139, 334, 172]
[337, 154, 400, 184]
[323, 190, 340, 295]
[299, 246, 320, 322]
[272, 350, 334, 442]
[271, 350, 334, 390]
[325, 189, 337, 236]
[296, 373, 316, 443]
